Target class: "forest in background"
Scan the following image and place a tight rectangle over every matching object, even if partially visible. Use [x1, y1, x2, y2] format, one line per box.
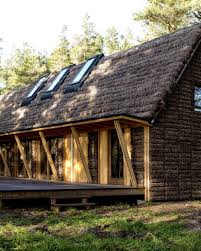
[0, 0, 201, 93]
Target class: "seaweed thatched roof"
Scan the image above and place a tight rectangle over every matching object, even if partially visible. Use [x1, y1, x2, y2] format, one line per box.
[1, 24, 201, 133]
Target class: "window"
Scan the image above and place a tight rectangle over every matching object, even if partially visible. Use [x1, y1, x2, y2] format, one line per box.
[64, 53, 103, 93]
[110, 130, 123, 179]
[21, 76, 48, 106]
[194, 86, 201, 111]
[42, 67, 71, 99]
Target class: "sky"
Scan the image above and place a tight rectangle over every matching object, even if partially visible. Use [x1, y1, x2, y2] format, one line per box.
[0, 0, 147, 59]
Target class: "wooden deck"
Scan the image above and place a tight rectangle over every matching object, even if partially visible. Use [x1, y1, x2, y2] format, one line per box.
[0, 177, 144, 208]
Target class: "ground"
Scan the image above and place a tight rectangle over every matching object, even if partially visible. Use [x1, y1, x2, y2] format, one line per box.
[0, 201, 201, 251]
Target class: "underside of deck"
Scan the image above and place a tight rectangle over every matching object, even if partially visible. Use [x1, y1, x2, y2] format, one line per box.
[0, 178, 144, 207]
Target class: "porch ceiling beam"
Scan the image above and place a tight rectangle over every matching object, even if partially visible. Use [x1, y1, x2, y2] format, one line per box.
[14, 135, 32, 179]
[39, 131, 58, 180]
[114, 120, 137, 187]
[0, 146, 11, 176]
[71, 127, 92, 183]
[0, 115, 150, 137]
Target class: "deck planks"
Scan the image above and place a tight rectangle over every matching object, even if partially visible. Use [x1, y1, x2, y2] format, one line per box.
[0, 177, 144, 201]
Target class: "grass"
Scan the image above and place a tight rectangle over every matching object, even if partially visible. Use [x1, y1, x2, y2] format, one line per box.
[0, 202, 201, 250]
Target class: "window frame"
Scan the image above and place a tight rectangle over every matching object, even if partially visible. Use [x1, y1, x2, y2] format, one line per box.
[21, 75, 49, 106]
[42, 66, 73, 100]
[64, 53, 103, 93]
[194, 86, 201, 112]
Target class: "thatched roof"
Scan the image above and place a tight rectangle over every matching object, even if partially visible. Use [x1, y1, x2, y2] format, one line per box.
[1, 24, 201, 133]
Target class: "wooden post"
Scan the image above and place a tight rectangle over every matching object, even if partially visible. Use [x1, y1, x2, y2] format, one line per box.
[14, 143, 18, 177]
[79, 133, 88, 182]
[144, 126, 150, 201]
[32, 140, 41, 180]
[71, 134, 74, 182]
[63, 135, 71, 182]
[39, 131, 58, 180]
[71, 127, 92, 183]
[114, 120, 137, 187]
[0, 146, 11, 177]
[14, 135, 32, 179]
[123, 128, 131, 186]
[99, 130, 109, 184]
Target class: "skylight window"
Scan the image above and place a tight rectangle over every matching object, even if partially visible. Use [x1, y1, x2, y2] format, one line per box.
[72, 54, 103, 85]
[42, 67, 71, 99]
[27, 76, 47, 98]
[21, 76, 48, 106]
[64, 53, 103, 93]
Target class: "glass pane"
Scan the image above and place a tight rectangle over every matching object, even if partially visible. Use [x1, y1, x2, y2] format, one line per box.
[27, 76, 47, 98]
[195, 86, 201, 109]
[111, 130, 123, 179]
[47, 68, 68, 92]
[72, 57, 96, 84]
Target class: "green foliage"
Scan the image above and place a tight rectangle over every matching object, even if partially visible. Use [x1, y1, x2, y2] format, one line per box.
[133, 0, 201, 40]
[71, 14, 104, 64]
[0, 204, 201, 250]
[189, 0, 201, 23]
[0, 14, 136, 93]
[1, 43, 48, 92]
[104, 27, 134, 55]
[47, 26, 72, 72]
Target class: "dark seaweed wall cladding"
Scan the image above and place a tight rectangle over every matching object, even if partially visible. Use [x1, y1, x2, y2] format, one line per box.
[150, 45, 201, 201]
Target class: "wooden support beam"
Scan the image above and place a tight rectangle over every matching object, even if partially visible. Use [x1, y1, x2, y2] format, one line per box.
[39, 131, 58, 180]
[99, 130, 109, 184]
[13, 143, 18, 177]
[123, 128, 131, 186]
[32, 140, 41, 180]
[0, 115, 149, 138]
[114, 120, 137, 187]
[71, 127, 92, 183]
[63, 135, 71, 182]
[14, 135, 32, 179]
[0, 146, 11, 176]
[144, 126, 150, 201]
[79, 133, 88, 182]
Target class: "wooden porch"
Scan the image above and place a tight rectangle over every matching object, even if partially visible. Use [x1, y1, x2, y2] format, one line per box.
[0, 177, 144, 209]
[0, 115, 150, 206]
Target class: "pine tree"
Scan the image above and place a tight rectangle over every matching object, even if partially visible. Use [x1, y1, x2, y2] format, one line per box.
[104, 26, 134, 55]
[71, 14, 104, 63]
[133, 0, 200, 40]
[47, 25, 72, 72]
[1, 43, 48, 91]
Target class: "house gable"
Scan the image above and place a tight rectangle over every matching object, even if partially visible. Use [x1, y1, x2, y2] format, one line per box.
[150, 42, 201, 201]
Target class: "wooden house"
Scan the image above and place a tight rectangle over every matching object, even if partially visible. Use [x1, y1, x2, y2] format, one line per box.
[1, 24, 201, 202]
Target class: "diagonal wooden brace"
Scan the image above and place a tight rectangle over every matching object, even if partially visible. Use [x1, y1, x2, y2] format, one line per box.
[0, 146, 11, 177]
[71, 127, 92, 183]
[39, 131, 58, 180]
[14, 135, 32, 179]
[114, 120, 137, 187]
